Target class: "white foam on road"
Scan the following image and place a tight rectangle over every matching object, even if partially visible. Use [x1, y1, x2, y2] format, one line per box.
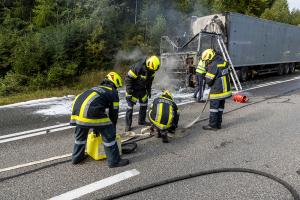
[49, 169, 140, 200]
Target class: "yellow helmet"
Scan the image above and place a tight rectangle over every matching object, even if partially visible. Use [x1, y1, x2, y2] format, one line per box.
[146, 55, 160, 71]
[106, 72, 123, 88]
[201, 49, 216, 61]
[162, 89, 173, 100]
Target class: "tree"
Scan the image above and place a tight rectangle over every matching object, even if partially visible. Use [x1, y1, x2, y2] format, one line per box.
[261, 0, 291, 23]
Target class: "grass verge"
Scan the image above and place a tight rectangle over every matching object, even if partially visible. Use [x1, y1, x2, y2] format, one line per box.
[0, 69, 125, 106]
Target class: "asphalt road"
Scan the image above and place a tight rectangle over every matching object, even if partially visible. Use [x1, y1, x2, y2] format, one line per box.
[1, 72, 300, 200]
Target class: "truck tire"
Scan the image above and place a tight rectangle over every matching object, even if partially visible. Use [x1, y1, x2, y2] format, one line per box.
[240, 67, 249, 82]
[277, 64, 284, 76]
[283, 64, 289, 74]
[289, 63, 295, 74]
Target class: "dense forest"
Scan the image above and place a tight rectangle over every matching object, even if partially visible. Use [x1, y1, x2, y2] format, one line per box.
[0, 0, 299, 96]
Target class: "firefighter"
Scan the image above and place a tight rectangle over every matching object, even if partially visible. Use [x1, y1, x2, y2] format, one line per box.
[70, 72, 129, 168]
[125, 55, 160, 132]
[148, 90, 179, 143]
[193, 59, 207, 103]
[202, 49, 232, 130]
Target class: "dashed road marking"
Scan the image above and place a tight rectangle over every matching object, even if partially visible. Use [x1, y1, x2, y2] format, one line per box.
[49, 169, 140, 200]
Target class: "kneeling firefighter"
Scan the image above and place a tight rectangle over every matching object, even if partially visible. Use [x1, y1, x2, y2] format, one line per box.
[148, 90, 179, 143]
[125, 55, 160, 132]
[70, 72, 129, 168]
[202, 49, 232, 130]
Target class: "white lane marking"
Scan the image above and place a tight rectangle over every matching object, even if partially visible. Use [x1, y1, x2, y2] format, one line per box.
[239, 76, 300, 93]
[49, 169, 140, 200]
[2, 75, 299, 144]
[0, 154, 71, 173]
[0, 123, 69, 140]
[0, 126, 75, 144]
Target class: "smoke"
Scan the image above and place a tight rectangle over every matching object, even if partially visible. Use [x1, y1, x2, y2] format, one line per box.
[114, 47, 145, 72]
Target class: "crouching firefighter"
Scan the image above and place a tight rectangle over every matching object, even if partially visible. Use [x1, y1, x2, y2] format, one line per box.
[201, 49, 232, 130]
[125, 55, 160, 132]
[148, 90, 179, 143]
[194, 59, 207, 103]
[70, 72, 129, 168]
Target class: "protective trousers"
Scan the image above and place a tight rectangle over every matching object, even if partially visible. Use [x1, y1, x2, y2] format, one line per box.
[209, 99, 225, 128]
[194, 74, 205, 102]
[72, 125, 121, 165]
[125, 93, 148, 131]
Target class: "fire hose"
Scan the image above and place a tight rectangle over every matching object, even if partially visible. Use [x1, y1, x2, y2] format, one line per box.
[100, 168, 300, 200]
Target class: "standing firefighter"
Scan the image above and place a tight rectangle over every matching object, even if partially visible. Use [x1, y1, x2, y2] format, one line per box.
[202, 49, 232, 130]
[125, 55, 160, 132]
[70, 72, 129, 168]
[193, 59, 207, 103]
[148, 90, 179, 143]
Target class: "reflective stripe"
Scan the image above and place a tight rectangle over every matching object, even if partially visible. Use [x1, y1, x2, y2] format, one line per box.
[196, 68, 206, 74]
[151, 74, 155, 78]
[80, 92, 98, 118]
[103, 140, 116, 147]
[149, 114, 171, 130]
[128, 70, 138, 78]
[72, 94, 81, 111]
[83, 92, 99, 118]
[223, 76, 227, 92]
[113, 102, 119, 109]
[100, 85, 112, 91]
[159, 96, 172, 101]
[132, 96, 138, 102]
[71, 120, 112, 127]
[75, 140, 86, 145]
[141, 94, 148, 102]
[167, 105, 173, 126]
[205, 73, 215, 79]
[210, 109, 219, 113]
[155, 103, 163, 123]
[140, 103, 147, 106]
[209, 91, 232, 99]
[217, 61, 227, 68]
[71, 115, 111, 125]
[218, 108, 224, 111]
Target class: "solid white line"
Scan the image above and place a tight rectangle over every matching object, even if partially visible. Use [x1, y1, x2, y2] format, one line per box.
[49, 169, 140, 200]
[0, 123, 69, 139]
[0, 126, 75, 144]
[240, 76, 300, 92]
[0, 154, 71, 173]
[2, 76, 299, 144]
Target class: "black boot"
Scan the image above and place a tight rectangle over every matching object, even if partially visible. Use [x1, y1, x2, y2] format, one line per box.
[138, 105, 148, 125]
[125, 108, 133, 132]
[202, 125, 218, 131]
[217, 111, 223, 129]
[109, 159, 129, 168]
[161, 131, 169, 143]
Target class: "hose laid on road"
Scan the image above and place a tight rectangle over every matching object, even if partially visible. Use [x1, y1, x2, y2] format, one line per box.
[99, 168, 300, 200]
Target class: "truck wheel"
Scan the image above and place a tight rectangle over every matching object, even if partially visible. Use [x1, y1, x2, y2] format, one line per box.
[240, 67, 249, 82]
[277, 65, 284, 76]
[283, 64, 289, 74]
[289, 63, 295, 74]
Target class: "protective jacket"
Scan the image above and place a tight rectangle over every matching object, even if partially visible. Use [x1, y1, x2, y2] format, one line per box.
[70, 81, 119, 127]
[149, 95, 178, 130]
[205, 55, 232, 100]
[195, 59, 207, 75]
[125, 58, 155, 97]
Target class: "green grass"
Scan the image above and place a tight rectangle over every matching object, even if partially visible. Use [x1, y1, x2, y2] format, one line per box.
[0, 70, 122, 106]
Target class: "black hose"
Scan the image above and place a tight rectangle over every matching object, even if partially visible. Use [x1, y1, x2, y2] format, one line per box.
[99, 168, 299, 200]
[0, 159, 71, 183]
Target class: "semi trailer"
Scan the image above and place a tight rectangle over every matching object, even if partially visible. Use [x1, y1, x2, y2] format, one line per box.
[160, 12, 300, 87]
